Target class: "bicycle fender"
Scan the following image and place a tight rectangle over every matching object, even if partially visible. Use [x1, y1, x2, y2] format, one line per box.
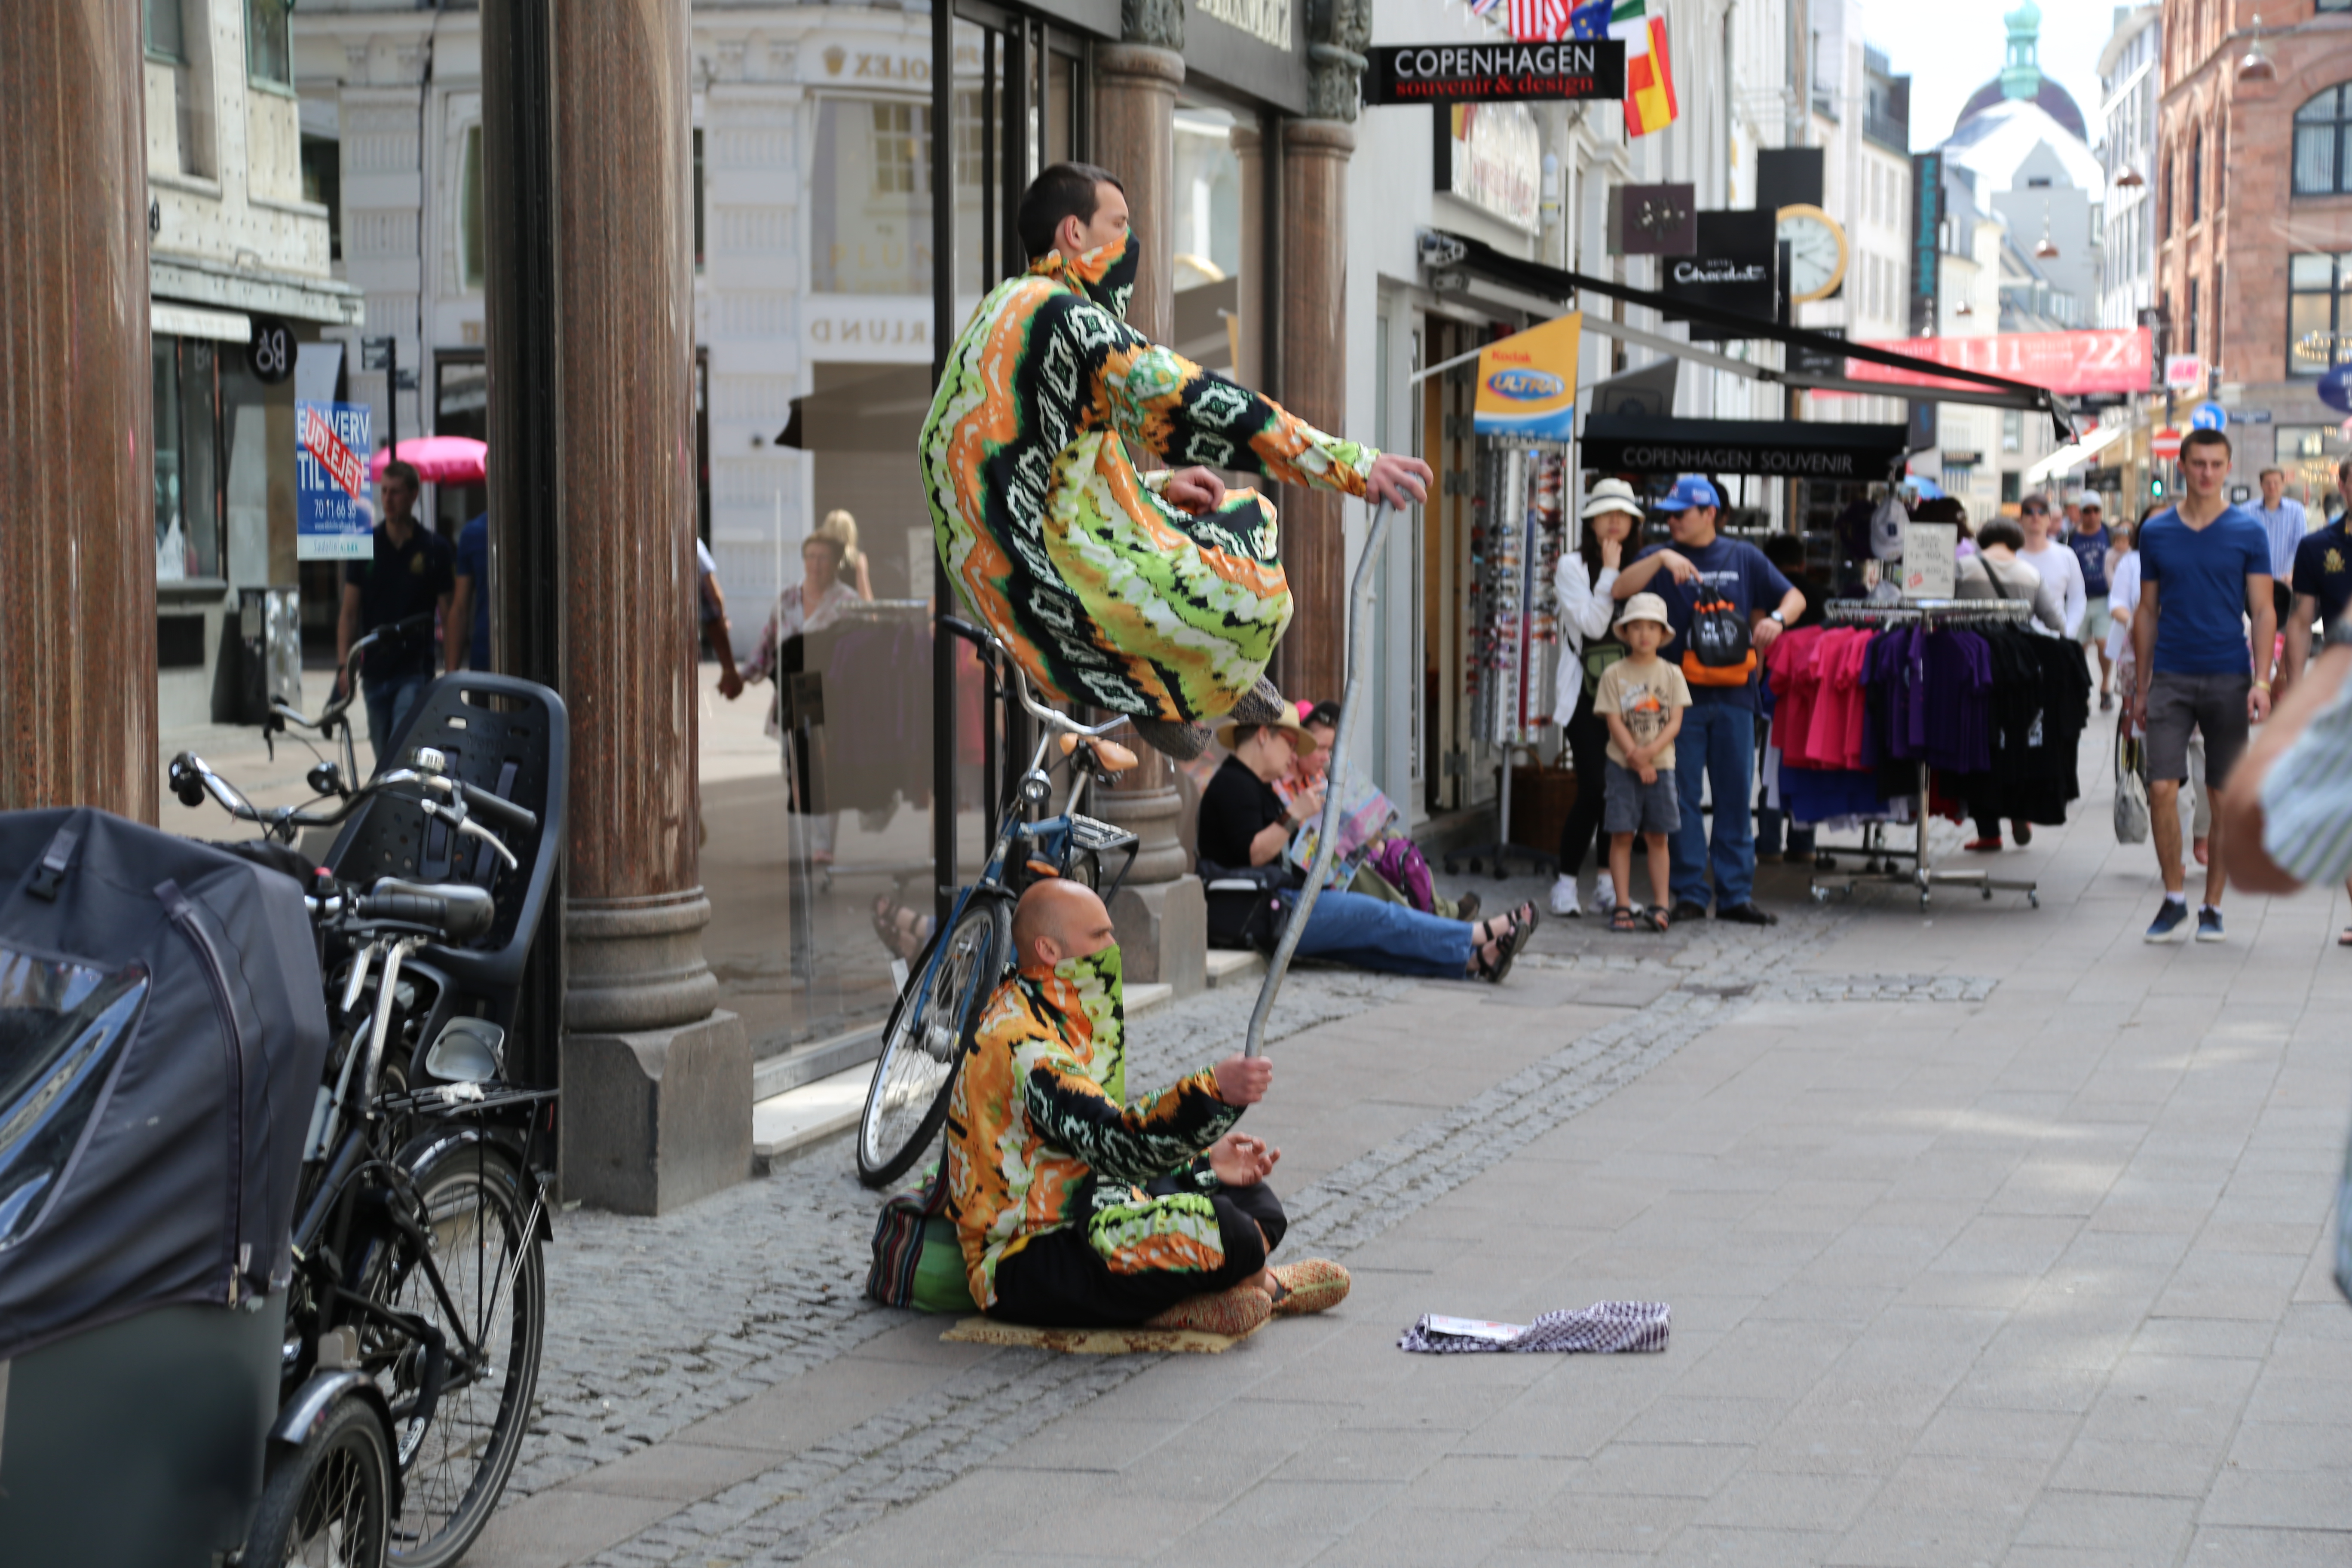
[397, 1124, 552, 1247]
[270, 1370, 406, 1518]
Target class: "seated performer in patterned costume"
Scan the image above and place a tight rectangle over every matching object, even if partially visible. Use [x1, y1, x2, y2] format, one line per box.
[946, 879, 1349, 1336]
[920, 163, 1432, 759]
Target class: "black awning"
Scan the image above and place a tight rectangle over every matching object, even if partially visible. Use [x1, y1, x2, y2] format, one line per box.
[1427, 228, 2072, 439]
[1581, 414, 1910, 479]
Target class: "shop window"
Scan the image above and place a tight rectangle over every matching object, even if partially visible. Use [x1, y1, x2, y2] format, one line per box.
[812, 97, 933, 294]
[152, 336, 223, 584]
[147, 0, 211, 178]
[459, 125, 485, 291]
[2188, 129, 2202, 223]
[2001, 470, 2021, 505]
[2294, 85, 2352, 196]
[2288, 253, 2352, 377]
[2278, 424, 2341, 494]
[2001, 409, 2022, 452]
[246, 0, 293, 91]
[302, 135, 341, 260]
[144, 0, 185, 61]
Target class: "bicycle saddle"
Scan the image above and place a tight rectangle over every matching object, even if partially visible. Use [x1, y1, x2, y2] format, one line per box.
[358, 878, 497, 942]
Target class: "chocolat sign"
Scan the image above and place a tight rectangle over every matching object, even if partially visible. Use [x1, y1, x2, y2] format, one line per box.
[1362, 41, 1624, 105]
[1659, 211, 1779, 340]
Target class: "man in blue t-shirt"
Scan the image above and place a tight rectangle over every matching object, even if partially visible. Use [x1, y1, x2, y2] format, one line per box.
[1610, 475, 1804, 926]
[447, 511, 491, 673]
[2130, 427, 2276, 944]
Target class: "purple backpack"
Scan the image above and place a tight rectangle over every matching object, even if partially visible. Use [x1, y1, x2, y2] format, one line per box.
[1370, 836, 1437, 913]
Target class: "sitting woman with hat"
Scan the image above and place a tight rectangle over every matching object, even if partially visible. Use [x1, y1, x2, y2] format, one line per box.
[1547, 478, 1646, 917]
[1194, 690, 1537, 981]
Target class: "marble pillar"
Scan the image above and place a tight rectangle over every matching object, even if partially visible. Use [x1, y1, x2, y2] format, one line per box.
[1275, 119, 1355, 708]
[0, 0, 157, 822]
[1087, 37, 1202, 993]
[484, 0, 747, 1213]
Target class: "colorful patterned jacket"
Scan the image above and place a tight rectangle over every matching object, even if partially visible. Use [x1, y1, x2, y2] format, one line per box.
[944, 947, 1242, 1308]
[919, 227, 1379, 725]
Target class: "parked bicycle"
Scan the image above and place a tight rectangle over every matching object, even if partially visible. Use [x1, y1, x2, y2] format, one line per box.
[853, 616, 1140, 1187]
[171, 640, 567, 1568]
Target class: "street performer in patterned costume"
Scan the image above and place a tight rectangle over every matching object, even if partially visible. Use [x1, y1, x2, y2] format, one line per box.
[946, 879, 1349, 1335]
[919, 163, 1431, 759]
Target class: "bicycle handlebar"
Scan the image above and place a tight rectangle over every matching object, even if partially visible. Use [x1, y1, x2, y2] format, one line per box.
[936, 615, 1135, 743]
[453, 780, 536, 834]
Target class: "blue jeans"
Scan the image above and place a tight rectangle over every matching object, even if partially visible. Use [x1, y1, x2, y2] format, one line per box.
[1671, 702, 1757, 910]
[1292, 888, 1473, 978]
[363, 671, 433, 772]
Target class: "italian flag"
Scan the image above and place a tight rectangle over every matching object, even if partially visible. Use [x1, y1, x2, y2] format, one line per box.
[1611, 0, 1678, 138]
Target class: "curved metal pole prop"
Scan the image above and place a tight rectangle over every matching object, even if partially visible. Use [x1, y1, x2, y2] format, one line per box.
[1243, 501, 1392, 1059]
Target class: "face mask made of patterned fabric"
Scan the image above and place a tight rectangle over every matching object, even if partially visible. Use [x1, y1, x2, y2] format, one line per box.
[1053, 943, 1125, 1050]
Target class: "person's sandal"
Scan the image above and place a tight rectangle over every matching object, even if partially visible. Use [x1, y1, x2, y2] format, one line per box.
[1143, 1283, 1273, 1336]
[1643, 906, 1671, 934]
[1609, 905, 1640, 934]
[1268, 1259, 1351, 1316]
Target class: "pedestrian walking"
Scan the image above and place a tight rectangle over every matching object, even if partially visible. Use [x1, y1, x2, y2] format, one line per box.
[2128, 428, 2277, 943]
[2282, 459, 2352, 704]
[1609, 475, 1804, 926]
[2016, 492, 2087, 640]
[449, 508, 490, 673]
[698, 537, 744, 699]
[2224, 606, 2352, 939]
[2066, 492, 2117, 709]
[2254, 466, 2310, 631]
[1546, 478, 1641, 917]
[2110, 519, 2214, 866]
[338, 458, 454, 769]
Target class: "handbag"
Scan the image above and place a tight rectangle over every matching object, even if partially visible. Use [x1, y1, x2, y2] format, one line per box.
[2113, 732, 2150, 845]
[864, 1164, 977, 1312]
[1582, 640, 1626, 684]
[1679, 588, 1758, 688]
[1199, 859, 1298, 952]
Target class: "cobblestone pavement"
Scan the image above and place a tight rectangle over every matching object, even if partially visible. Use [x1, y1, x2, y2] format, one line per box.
[490, 902, 2039, 1565]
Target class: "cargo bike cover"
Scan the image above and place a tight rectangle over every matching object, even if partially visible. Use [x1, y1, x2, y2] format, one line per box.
[0, 808, 331, 1362]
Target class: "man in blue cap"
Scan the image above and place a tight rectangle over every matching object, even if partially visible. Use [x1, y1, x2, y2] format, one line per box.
[1610, 476, 1804, 925]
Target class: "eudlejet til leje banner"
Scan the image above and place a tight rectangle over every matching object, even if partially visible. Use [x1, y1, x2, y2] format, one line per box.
[297, 401, 374, 562]
[1473, 312, 1582, 441]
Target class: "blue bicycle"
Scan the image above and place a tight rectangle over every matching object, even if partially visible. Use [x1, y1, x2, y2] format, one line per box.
[854, 617, 1141, 1186]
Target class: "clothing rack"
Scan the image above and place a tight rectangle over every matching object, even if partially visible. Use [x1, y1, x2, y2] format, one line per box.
[1808, 598, 2041, 912]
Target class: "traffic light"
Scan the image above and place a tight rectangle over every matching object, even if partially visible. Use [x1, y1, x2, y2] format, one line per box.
[2150, 477, 2166, 498]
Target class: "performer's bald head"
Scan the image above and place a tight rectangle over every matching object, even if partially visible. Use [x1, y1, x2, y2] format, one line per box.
[1012, 879, 1117, 972]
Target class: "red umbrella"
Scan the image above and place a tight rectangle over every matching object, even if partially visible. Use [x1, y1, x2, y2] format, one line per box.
[369, 436, 487, 485]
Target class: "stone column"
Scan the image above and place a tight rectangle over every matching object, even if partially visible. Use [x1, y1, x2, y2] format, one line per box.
[1274, 118, 1356, 706]
[0, 0, 157, 821]
[1084, 29, 1203, 992]
[485, 0, 747, 1213]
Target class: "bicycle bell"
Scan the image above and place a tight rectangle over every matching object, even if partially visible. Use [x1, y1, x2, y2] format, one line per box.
[412, 746, 449, 775]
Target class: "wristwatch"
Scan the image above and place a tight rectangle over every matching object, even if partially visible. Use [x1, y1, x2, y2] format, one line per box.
[1768, 609, 1786, 625]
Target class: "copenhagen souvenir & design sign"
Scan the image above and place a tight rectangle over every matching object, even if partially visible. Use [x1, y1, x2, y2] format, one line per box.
[1362, 40, 1625, 104]
[297, 401, 375, 561]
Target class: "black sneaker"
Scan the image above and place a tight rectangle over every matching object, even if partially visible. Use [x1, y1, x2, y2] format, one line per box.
[1716, 903, 1779, 926]
[2144, 900, 2190, 943]
[2196, 905, 2226, 943]
[1669, 900, 1710, 924]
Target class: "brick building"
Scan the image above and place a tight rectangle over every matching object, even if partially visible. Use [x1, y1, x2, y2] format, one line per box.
[2160, 0, 2352, 502]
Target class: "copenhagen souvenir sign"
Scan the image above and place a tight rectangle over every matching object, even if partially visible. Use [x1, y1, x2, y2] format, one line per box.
[1362, 40, 1625, 104]
[1580, 414, 1910, 479]
[1472, 311, 1583, 440]
[296, 401, 375, 561]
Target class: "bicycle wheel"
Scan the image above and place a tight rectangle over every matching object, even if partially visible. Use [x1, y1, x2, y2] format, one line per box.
[243, 1394, 393, 1568]
[361, 1140, 545, 1568]
[856, 897, 1010, 1187]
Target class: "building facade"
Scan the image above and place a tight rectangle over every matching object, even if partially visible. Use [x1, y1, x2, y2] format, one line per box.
[2159, 0, 2352, 505]
[147, 0, 358, 729]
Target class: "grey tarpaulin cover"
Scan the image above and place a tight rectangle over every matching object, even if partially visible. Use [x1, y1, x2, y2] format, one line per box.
[0, 808, 330, 1361]
[1398, 1302, 1672, 1354]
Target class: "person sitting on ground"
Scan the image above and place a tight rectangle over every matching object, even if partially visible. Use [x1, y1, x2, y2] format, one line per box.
[945, 879, 1349, 1336]
[1195, 697, 1534, 980]
[919, 161, 1431, 763]
[1596, 594, 1690, 933]
[1278, 700, 1475, 922]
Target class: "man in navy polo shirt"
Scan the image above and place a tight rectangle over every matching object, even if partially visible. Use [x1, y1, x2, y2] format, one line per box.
[2282, 454, 2352, 700]
[2129, 427, 2275, 944]
[338, 459, 455, 770]
[1610, 475, 1805, 926]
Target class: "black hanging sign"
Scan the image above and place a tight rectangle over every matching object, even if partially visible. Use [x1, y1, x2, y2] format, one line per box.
[1660, 211, 1779, 342]
[1362, 41, 1625, 105]
[1581, 415, 1910, 479]
[247, 315, 295, 385]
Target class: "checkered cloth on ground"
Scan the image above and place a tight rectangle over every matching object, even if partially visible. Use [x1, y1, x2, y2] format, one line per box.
[1397, 1302, 1671, 1354]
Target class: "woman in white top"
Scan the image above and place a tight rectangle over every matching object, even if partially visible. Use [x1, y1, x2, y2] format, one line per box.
[1546, 478, 1642, 915]
[2015, 492, 2087, 639]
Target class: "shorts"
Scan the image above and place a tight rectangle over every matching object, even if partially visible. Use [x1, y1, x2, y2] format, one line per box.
[1603, 759, 1681, 836]
[2144, 670, 2253, 790]
[2080, 597, 2110, 645]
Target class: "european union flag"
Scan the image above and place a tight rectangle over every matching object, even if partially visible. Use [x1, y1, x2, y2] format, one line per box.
[1567, 0, 1610, 37]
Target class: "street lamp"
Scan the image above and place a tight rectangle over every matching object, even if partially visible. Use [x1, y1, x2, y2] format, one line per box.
[2113, 167, 2145, 187]
[2239, 15, 2277, 84]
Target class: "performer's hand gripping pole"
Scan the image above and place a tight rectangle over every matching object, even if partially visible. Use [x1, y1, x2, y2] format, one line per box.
[1243, 500, 1393, 1059]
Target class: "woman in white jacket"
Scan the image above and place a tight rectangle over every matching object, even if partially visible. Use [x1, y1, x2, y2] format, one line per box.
[1547, 479, 1645, 915]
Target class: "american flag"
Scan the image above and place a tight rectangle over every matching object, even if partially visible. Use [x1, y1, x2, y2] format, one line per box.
[1507, 0, 1569, 40]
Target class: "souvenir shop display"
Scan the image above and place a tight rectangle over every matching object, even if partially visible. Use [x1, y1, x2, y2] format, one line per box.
[1767, 597, 2092, 910]
[1447, 444, 1568, 879]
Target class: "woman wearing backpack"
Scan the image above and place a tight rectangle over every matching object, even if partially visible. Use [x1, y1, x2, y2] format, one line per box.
[1546, 478, 1645, 916]
[1609, 476, 1806, 925]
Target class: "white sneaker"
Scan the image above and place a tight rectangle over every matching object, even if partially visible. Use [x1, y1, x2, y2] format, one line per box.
[1550, 873, 1581, 916]
[1591, 871, 1617, 913]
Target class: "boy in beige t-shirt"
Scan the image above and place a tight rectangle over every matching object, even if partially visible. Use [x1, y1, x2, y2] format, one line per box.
[1591, 592, 1693, 932]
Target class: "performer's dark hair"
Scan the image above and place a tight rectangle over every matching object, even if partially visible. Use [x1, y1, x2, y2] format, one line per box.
[1018, 162, 1126, 260]
[1975, 517, 2026, 551]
